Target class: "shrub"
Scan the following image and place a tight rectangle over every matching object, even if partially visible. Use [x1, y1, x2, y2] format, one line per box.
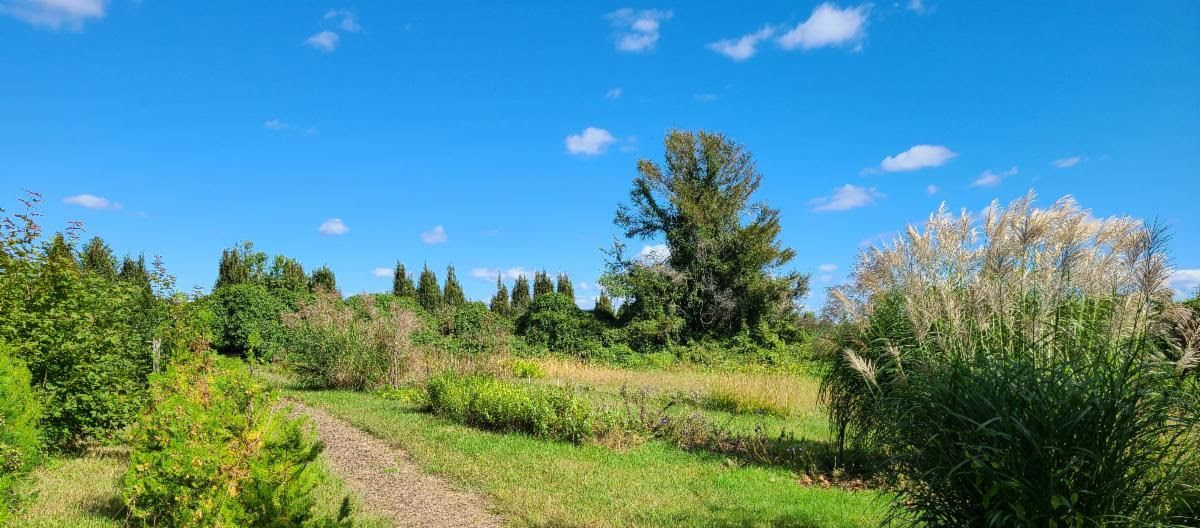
[282, 293, 421, 390]
[122, 352, 350, 527]
[207, 283, 285, 359]
[699, 389, 789, 418]
[505, 358, 545, 379]
[518, 293, 603, 354]
[0, 345, 41, 523]
[426, 373, 599, 443]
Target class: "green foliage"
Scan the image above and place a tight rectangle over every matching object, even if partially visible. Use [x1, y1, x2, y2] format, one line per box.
[215, 241, 268, 290]
[442, 265, 465, 307]
[391, 261, 415, 298]
[122, 352, 351, 527]
[416, 265, 442, 311]
[208, 283, 284, 358]
[510, 275, 531, 312]
[80, 236, 117, 279]
[699, 389, 789, 418]
[488, 275, 510, 316]
[532, 270, 554, 299]
[518, 293, 603, 354]
[610, 130, 808, 339]
[505, 357, 545, 379]
[592, 291, 615, 323]
[0, 345, 41, 523]
[446, 302, 509, 355]
[555, 273, 574, 300]
[267, 256, 309, 303]
[426, 373, 599, 443]
[308, 266, 337, 295]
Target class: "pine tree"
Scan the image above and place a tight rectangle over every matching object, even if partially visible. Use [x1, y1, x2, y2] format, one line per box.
[119, 254, 151, 291]
[392, 261, 415, 297]
[443, 265, 466, 306]
[44, 233, 77, 269]
[417, 265, 442, 311]
[80, 236, 117, 279]
[594, 290, 615, 323]
[511, 275, 531, 311]
[489, 275, 510, 315]
[309, 265, 337, 294]
[533, 270, 554, 299]
[555, 273, 574, 299]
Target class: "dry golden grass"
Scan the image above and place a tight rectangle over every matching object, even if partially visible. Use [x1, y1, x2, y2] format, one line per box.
[535, 357, 822, 417]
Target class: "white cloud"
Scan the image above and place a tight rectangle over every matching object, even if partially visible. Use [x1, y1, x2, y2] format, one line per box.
[926, 184, 939, 195]
[371, 267, 391, 278]
[880, 144, 957, 172]
[907, 0, 927, 13]
[819, 274, 834, 283]
[818, 263, 838, 272]
[566, 127, 617, 156]
[318, 218, 349, 235]
[777, 3, 869, 51]
[810, 184, 884, 212]
[420, 225, 448, 244]
[709, 26, 775, 61]
[607, 8, 672, 52]
[63, 193, 119, 210]
[263, 119, 317, 134]
[305, 31, 340, 52]
[638, 243, 670, 263]
[606, 87, 622, 99]
[471, 267, 531, 281]
[0, 0, 106, 30]
[1169, 269, 1200, 298]
[693, 93, 718, 102]
[971, 166, 1018, 188]
[1051, 156, 1082, 168]
[324, 9, 361, 32]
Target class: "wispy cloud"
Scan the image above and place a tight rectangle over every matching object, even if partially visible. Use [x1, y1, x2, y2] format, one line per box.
[606, 8, 672, 52]
[1051, 156, 1083, 168]
[971, 166, 1018, 187]
[818, 263, 838, 272]
[264, 119, 317, 134]
[471, 267, 532, 281]
[907, 0, 928, 14]
[777, 3, 869, 51]
[420, 225, 448, 244]
[926, 184, 939, 195]
[63, 193, 120, 210]
[318, 218, 349, 235]
[324, 9, 361, 32]
[305, 30, 340, 52]
[371, 267, 391, 278]
[709, 26, 775, 61]
[880, 144, 957, 172]
[638, 243, 670, 263]
[605, 87, 623, 99]
[693, 93, 718, 102]
[566, 127, 617, 156]
[1169, 269, 1200, 298]
[810, 184, 884, 212]
[0, 0, 107, 30]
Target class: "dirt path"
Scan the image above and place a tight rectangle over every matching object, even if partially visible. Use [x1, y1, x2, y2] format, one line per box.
[287, 400, 504, 528]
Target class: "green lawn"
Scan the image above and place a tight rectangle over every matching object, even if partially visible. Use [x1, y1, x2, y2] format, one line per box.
[288, 388, 886, 528]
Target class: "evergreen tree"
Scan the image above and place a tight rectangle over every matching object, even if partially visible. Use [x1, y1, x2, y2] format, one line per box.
[392, 261, 415, 297]
[416, 265, 442, 311]
[80, 236, 117, 279]
[119, 254, 151, 291]
[215, 241, 267, 289]
[308, 265, 337, 294]
[443, 265, 466, 306]
[267, 255, 307, 294]
[555, 273, 574, 300]
[45, 233, 76, 270]
[533, 270, 554, 299]
[489, 275, 510, 315]
[593, 290, 615, 323]
[511, 275, 531, 311]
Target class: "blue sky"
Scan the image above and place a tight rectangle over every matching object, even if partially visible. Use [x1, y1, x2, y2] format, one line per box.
[2, 0, 1198, 307]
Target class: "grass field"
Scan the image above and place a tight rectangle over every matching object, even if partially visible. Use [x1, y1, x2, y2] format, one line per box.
[288, 387, 886, 527]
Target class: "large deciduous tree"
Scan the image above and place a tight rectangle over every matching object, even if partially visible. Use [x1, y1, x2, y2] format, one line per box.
[607, 129, 808, 338]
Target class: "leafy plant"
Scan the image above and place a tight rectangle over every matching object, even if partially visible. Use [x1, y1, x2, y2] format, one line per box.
[426, 373, 600, 443]
[0, 344, 41, 523]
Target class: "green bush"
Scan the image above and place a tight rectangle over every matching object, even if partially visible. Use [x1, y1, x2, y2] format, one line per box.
[0, 345, 41, 523]
[518, 293, 604, 354]
[426, 373, 598, 443]
[122, 352, 350, 527]
[207, 283, 285, 359]
[505, 358, 545, 379]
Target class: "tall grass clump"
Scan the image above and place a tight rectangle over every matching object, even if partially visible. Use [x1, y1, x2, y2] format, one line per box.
[822, 192, 1200, 525]
[122, 350, 353, 527]
[282, 293, 421, 390]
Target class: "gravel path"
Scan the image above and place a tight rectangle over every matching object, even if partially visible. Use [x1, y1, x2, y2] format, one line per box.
[287, 399, 504, 528]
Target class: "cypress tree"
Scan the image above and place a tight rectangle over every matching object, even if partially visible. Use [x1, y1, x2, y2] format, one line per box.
[489, 275, 510, 315]
[416, 265, 442, 311]
[533, 270, 554, 299]
[511, 275, 531, 311]
[119, 254, 151, 291]
[215, 241, 268, 289]
[392, 261, 415, 297]
[443, 265, 466, 306]
[268, 255, 307, 294]
[309, 265, 337, 294]
[555, 273, 574, 300]
[594, 290, 615, 323]
[44, 233, 77, 269]
[80, 236, 117, 279]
